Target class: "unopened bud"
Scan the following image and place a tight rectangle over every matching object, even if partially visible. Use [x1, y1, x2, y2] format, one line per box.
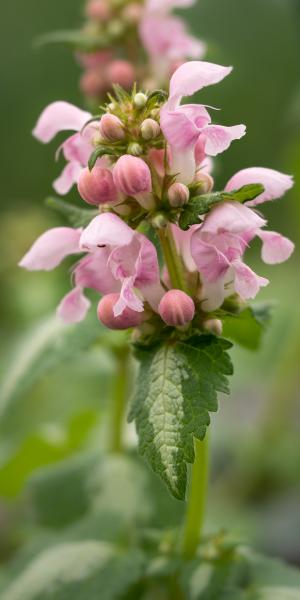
[133, 93, 148, 109]
[78, 167, 118, 205]
[122, 3, 143, 23]
[80, 69, 107, 98]
[113, 155, 152, 197]
[127, 142, 143, 156]
[99, 113, 125, 141]
[203, 319, 223, 336]
[106, 60, 135, 89]
[86, 0, 111, 21]
[159, 290, 195, 327]
[141, 118, 160, 141]
[98, 294, 144, 330]
[151, 213, 168, 229]
[168, 182, 189, 207]
[194, 171, 214, 194]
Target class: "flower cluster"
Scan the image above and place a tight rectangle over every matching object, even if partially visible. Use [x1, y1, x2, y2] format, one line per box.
[21, 61, 294, 337]
[76, 0, 205, 101]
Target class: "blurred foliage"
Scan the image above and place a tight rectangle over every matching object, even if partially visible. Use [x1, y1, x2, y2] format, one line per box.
[1, 0, 300, 593]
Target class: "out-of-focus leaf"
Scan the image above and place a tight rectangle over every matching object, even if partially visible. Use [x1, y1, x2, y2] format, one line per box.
[0, 541, 145, 600]
[0, 411, 97, 497]
[0, 312, 102, 422]
[35, 30, 110, 51]
[27, 453, 153, 529]
[257, 588, 300, 600]
[222, 303, 273, 350]
[45, 197, 98, 227]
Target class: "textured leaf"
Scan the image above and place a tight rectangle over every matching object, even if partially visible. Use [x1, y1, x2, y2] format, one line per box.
[0, 541, 145, 600]
[46, 197, 98, 227]
[179, 184, 265, 230]
[129, 335, 233, 500]
[0, 312, 102, 422]
[222, 303, 273, 350]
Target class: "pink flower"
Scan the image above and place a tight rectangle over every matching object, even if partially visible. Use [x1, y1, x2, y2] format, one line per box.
[33, 101, 95, 195]
[106, 60, 135, 89]
[160, 61, 246, 183]
[20, 213, 161, 325]
[190, 200, 294, 311]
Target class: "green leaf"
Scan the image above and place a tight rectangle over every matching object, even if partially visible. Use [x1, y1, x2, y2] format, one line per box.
[179, 184, 265, 230]
[0, 541, 145, 600]
[0, 312, 102, 423]
[257, 588, 300, 600]
[222, 302, 273, 350]
[46, 197, 99, 227]
[35, 30, 110, 51]
[129, 335, 233, 500]
[88, 146, 120, 171]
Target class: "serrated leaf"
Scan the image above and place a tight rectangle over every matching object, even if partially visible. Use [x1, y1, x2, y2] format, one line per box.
[0, 312, 102, 423]
[222, 302, 273, 350]
[0, 541, 145, 600]
[129, 335, 233, 500]
[179, 184, 265, 230]
[88, 146, 120, 170]
[35, 30, 110, 51]
[46, 197, 99, 227]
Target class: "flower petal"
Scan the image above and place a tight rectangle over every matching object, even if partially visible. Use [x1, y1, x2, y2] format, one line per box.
[19, 227, 82, 271]
[57, 287, 91, 324]
[135, 235, 160, 286]
[202, 201, 266, 235]
[80, 213, 134, 252]
[225, 167, 294, 207]
[33, 102, 91, 143]
[257, 230, 295, 264]
[169, 61, 233, 103]
[202, 124, 246, 156]
[190, 234, 230, 282]
[113, 277, 144, 316]
[53, 161, 83, 195]
[233, 260, 269, 299]
[74, 249, 120, 294]
[200, 279, 227, 312]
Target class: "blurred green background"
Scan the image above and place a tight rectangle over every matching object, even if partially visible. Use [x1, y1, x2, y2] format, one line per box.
[1, 0, 300, 574]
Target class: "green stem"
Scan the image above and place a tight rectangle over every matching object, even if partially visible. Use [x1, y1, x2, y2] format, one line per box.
[158, 225, 188, 292]
[182, 436, 209, 560]
[109, 347, 130, 454]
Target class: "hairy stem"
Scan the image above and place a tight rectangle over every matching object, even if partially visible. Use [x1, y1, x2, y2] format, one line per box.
[109, 346, 130, 454]
[182, 436, 209, 560]
[158, 225, 188, 292]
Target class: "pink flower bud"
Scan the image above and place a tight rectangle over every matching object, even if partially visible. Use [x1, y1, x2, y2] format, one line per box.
[106, 60, 135, 89]
[194, 171, 214, 194]
[80, 69, 107, 98]
[158, 290, 195, 327]
[86, 0, 111, 21]
[76, 50, 113, 69]
[97, 294, 143, 330]
[113, 155, 152, 197]
[99, 114, 125, 141]
[141, 118, 160, 141]
[203, 319, 223, 336]
[78, 167, 118, 205]
[122, 3, 143, 23]
[168, 182, 189, 207]
[148, 148, 167, 178]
